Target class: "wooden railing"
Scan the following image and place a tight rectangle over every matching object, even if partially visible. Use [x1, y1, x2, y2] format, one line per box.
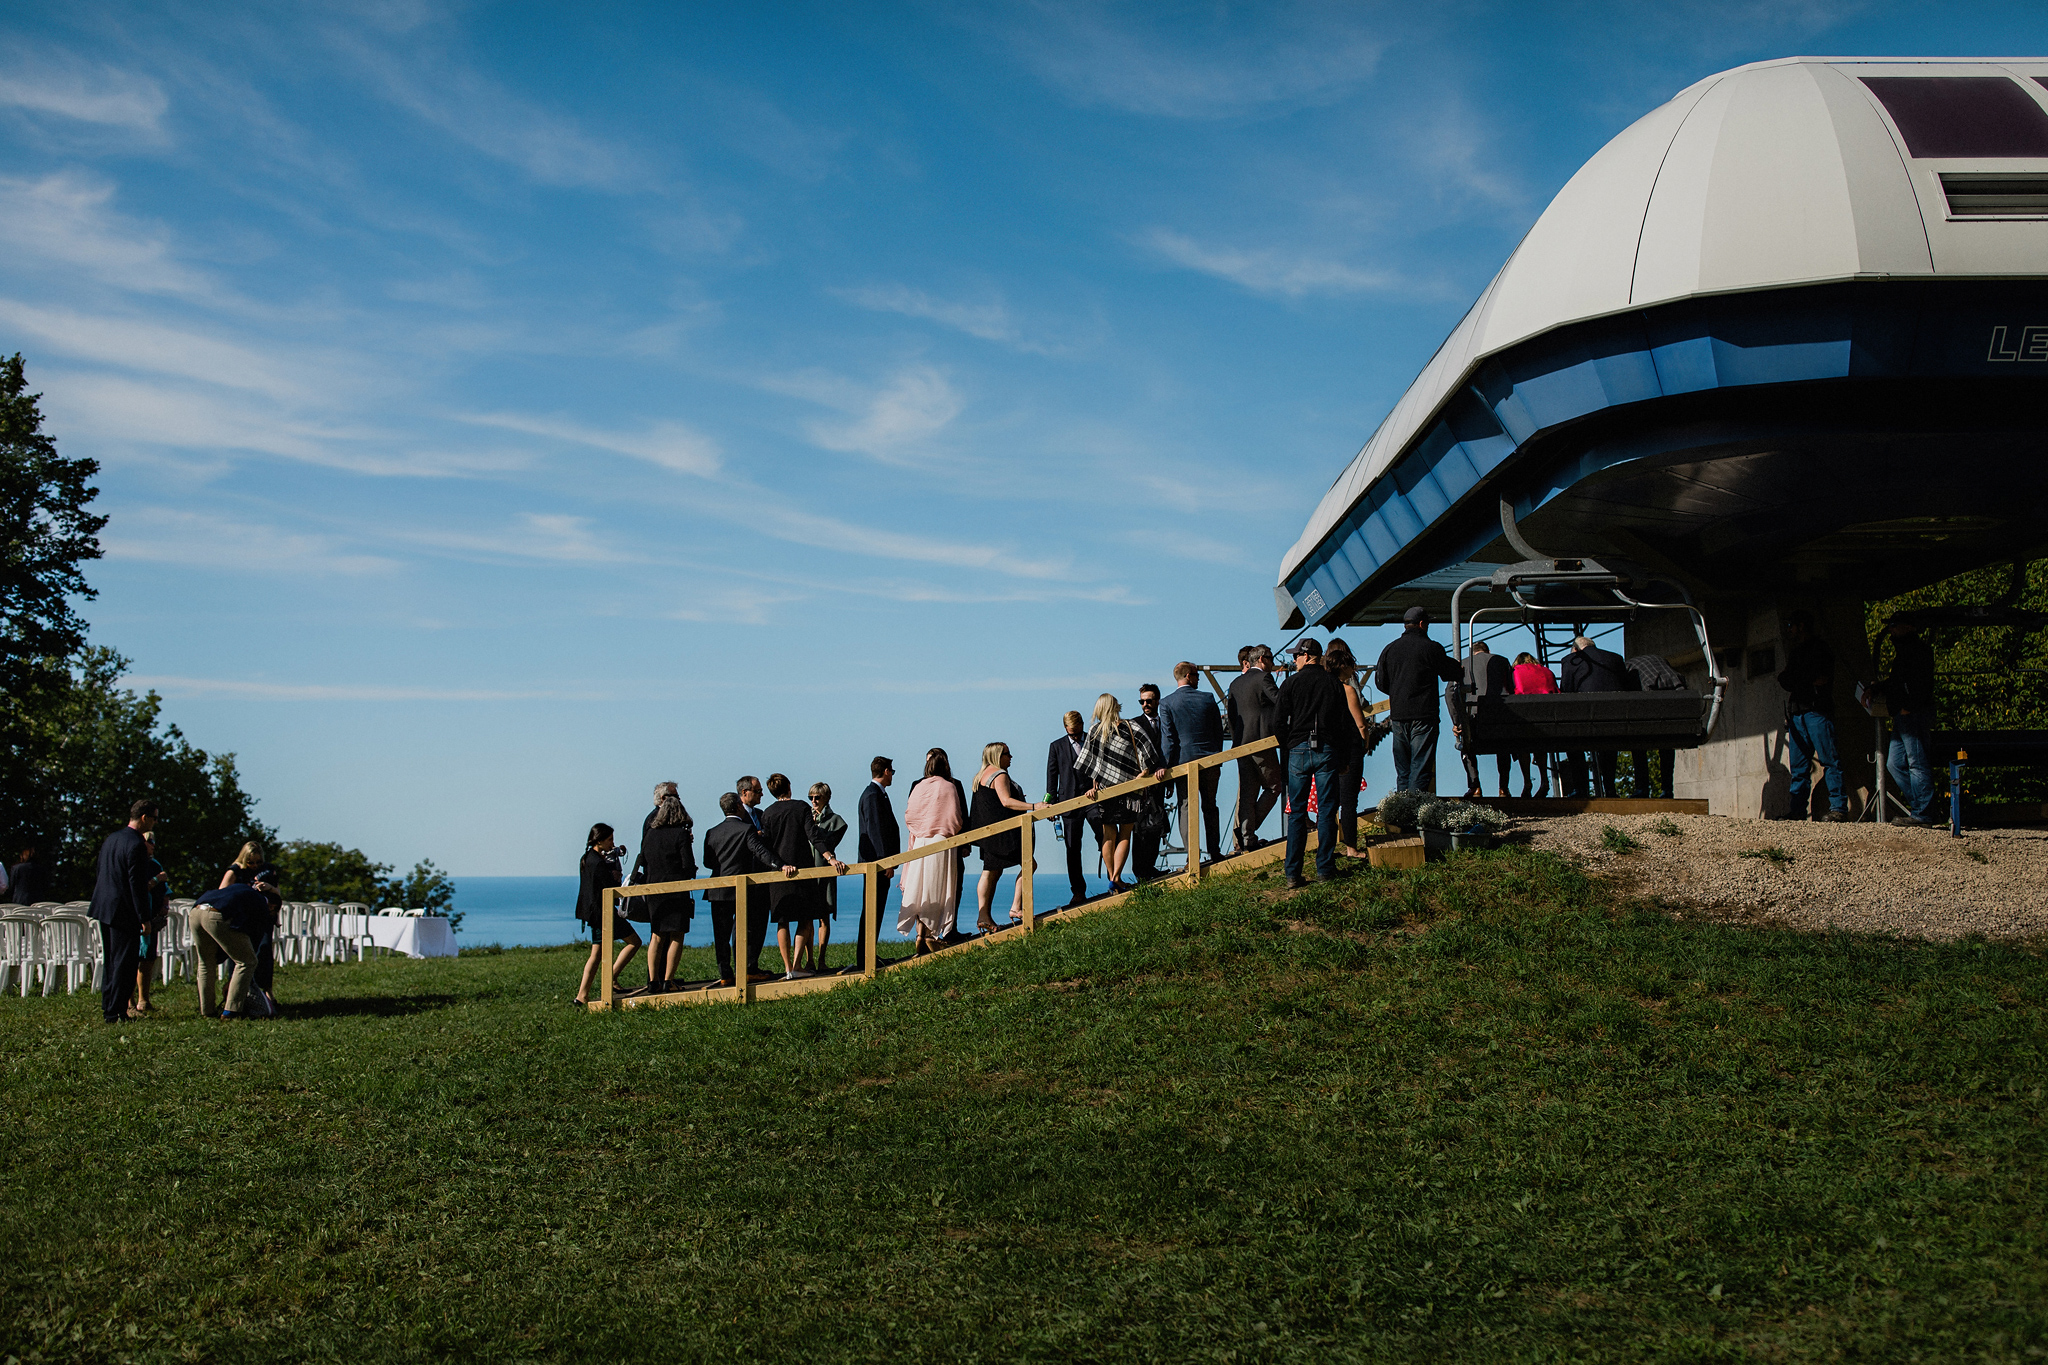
[597, 735, 1282, 1010]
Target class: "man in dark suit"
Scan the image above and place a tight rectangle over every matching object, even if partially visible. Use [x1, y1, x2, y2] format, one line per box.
[1130, 683, 1166, 880]
[855, 756, 898, 970]
[1560, 635, 1636, 797]
[702, 791, 797, 986]
[88, 798, 157, 1022]
[9, 844, 44, 906]
[1454, 642, 1516, 797]
[1045, 711, 1102, 908]
[760, 773, 849, 978]
[1159, 661, 1224, 866]
[736, 775, 766, 831]
[1227, 645, 1283, 851]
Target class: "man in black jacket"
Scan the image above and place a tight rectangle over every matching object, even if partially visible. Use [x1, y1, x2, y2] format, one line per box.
[1129, 684, 1166, 880]
[1226, 645, 1282, 851]
[1775, 611, 1848, 821]
[1624, 654, 1686, 799]
[1273, 639, 1351, 888]
[88, 798, 157, 1022]
[8, 845, 42, 906]
[1876, 618, 1939, 826]
[1560, 636, 1635, 798]
[1045, 713, 1101, 909]
[760, 773, 849, 979]
[1452, 643, 1515, 797]
[1375, 606, 1463, 793]
[855, 757, 898, 969]
[702, 792, 797, 986]
[1159, 662, 1225, 867]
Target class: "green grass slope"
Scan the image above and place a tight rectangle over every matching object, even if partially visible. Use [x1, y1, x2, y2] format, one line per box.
[2, 847, 2043, 1363]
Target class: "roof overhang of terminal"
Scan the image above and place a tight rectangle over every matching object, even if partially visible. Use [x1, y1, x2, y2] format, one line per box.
[1278, 57, 2048, 629]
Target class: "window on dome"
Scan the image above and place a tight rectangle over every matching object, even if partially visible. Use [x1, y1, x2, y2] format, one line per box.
[1861, 76, 2048, 158]
[1939, 173, 2048, 217]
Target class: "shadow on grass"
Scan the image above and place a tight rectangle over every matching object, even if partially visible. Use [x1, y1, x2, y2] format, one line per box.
[277, 993, 461, 1020]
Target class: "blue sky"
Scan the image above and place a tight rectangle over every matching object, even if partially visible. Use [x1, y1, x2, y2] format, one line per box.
[4, 1, 2041, 875]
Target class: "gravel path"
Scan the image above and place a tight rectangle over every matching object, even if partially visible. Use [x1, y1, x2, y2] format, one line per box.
[1515, 812, 2048, 942]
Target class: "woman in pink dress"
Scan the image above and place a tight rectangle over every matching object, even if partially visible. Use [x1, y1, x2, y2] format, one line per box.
[1511, 652, 1558, 798]
[899, 752, 966, 954]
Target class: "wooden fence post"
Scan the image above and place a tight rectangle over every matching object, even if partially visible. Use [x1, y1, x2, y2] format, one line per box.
[1185, 764, 1204, 888]
[863, 866, 880, 980]
[736, 876, 753, 1005]
[1019, 813, 1035, 933]
[600, 886, 615, 1010]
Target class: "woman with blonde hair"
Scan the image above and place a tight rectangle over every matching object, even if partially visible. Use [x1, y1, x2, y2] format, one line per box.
[218, 840, 265, 890]
[968, 742, 1044, 933]
[801, 781, 849, 972]
[900, 753, 966, 954]
[1073, 693, 1167, 891]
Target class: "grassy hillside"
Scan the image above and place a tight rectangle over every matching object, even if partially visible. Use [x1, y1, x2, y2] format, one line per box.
[2, 847, 2043, 1362]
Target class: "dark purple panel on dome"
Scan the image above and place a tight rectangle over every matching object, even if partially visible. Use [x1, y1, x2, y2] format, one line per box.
[1861, 77, 2048, 158]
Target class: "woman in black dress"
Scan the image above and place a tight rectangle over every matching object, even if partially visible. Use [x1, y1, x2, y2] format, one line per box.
[629, 792, 695, 995]
[574, 823, 642, 1007]
[969, 742, 1045, 933]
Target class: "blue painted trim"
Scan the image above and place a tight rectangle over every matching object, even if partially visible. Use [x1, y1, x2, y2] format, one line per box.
[1284, 280, 2047, 628]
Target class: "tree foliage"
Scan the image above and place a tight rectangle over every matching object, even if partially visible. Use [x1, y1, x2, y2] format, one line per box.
[1867, 558, 2048, 803]
[6, 647, 273, 899]
[1, 353, 105, 668]
[271, 842, 459, 926]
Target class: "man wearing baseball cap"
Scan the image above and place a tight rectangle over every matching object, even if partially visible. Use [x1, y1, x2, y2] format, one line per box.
[1271, 638, 1351, 887]
[1375, 605, 1463, 793]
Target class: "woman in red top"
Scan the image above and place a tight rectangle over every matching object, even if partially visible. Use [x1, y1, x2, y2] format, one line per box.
[1511, 652, 1558, 798]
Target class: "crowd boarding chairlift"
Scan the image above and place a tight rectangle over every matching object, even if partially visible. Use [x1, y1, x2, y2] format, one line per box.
[1448, 502, 1729, 758]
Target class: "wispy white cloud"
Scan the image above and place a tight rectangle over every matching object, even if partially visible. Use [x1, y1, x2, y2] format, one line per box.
[665, 585, 806, 624]
[831, 282, 1080, 356]
[397, 512, 637, 565]
[1119, 526, 1254, 568]
[0, 172, 219, 299]
[857, 671, 1131, 695]
[335, 31, 640, 189]
[460, 412, 722, 477]
[1138, 227, 1401, 298]
[794, 364, 964, 464]
[124, 676, 608, 702]
[730, 494, 1072, 580]
[101, 506, 397, 576]
[0, 298, 311, 401]
[0, 48, 168, 134]
[988, 1, 1387, 119]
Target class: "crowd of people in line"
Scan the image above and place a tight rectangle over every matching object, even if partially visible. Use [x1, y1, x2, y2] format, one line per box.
[61, 613, 1943, 1021]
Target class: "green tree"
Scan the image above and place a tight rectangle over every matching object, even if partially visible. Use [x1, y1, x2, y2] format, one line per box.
[15, 647, 273, 899]
[0, 353, 105, 668]
[1867, 559, 2048, 804]
[270, 841, 393, 906]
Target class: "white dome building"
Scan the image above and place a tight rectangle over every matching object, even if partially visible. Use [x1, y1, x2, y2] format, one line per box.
[1278, 57, 2048, 632]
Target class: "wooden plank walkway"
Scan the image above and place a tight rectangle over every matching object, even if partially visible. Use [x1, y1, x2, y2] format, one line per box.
[601, 834, 1303, 1012]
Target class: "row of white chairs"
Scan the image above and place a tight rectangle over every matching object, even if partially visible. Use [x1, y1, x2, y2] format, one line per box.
[0, 899, 440, 997]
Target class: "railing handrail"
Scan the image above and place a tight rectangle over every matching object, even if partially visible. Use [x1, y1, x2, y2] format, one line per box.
[608, 737, 1281, 896]
[597, 735, 1278, 1008]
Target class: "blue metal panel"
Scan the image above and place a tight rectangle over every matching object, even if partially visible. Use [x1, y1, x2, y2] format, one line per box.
[1282, 282, 2017, 627]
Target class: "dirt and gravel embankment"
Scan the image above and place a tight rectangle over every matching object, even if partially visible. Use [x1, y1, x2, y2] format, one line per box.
[1508, 812, 2048, 942]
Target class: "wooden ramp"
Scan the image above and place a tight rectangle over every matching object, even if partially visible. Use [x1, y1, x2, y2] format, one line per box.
[600, 834, 1302, 1013]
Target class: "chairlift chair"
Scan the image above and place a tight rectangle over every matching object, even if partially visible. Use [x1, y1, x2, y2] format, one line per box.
[1449, 502, 1729, 759]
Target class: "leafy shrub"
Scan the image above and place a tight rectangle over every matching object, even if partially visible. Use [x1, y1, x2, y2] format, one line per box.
[1601, 825, 1643, 854]
[1737, 846, 1795, 866]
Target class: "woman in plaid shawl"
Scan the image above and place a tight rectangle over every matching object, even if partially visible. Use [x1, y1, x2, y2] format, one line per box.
[1074, 692, 1168, 891]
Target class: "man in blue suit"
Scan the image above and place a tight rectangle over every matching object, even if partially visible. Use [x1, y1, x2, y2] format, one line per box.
[1045, 711, 1102, 909]
[88, 798, 158, 1023]
[1159, 662, 1225, 867]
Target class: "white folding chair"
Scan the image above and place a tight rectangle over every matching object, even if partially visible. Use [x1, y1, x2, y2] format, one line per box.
[0, 913, 37, 996]
[336, 903, 372, 961]
[38, 915, 98, 995]
[160, 903, 195, 983]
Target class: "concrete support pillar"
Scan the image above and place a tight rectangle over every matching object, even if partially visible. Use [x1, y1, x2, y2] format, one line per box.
[1627, 594, 1875, 820]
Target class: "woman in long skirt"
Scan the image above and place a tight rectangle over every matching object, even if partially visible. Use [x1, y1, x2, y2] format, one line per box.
[900, 752, 965, 953]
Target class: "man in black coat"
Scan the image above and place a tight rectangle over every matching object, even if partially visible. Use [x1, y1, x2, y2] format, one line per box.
[702, 792, 797, 986]
[1375, 606, 1463, 793]
[1159, 661, 1226, 867]
[1130, 684, 1166, 880]
[88, 798, 158, 1022]
[1560, 636, 1636, 798]
[1452, 642, 1516, 797]
[1226, 645, 1282, 851]
[855, 757, 898, 970]
[759, 773, 849, 978]
[8, 844, 43, 906]
[1045, 711, 1102, 908]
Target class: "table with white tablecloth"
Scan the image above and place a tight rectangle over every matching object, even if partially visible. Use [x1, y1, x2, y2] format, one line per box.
[363, 916, 458, 958]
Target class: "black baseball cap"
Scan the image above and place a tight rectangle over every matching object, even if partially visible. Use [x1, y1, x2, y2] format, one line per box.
[1290, 639, 1323, 659]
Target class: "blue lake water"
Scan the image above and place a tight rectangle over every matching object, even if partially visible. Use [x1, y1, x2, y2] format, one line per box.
[452, 859, 1139, 949]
